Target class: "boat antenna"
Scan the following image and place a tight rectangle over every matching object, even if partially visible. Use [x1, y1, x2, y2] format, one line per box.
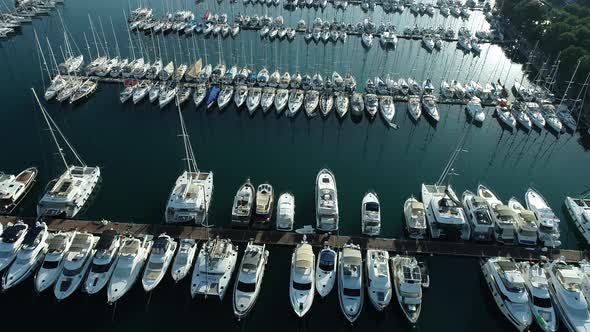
[32, 88, 87, 169]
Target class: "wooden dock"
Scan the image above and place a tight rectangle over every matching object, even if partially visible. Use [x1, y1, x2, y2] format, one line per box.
[2, 216, 587, 263]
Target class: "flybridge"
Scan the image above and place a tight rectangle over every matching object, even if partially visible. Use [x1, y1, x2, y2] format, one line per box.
[0, 215, 586, 263]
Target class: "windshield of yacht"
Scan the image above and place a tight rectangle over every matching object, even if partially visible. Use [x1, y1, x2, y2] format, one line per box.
[147, 261, 164, 271]
[365, 202, 379, 212]
[532, 296, 552, 308]
[63, 265, 86, 277]
[237, 281, 256, 293]
[90, 262, 112, 273]
[343, 288, 360, 297]
[292, 281, 312, 290]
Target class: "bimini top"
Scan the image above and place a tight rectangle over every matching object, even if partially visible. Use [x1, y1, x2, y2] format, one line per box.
[342, 247, 361, 266]
[95, 230, 119, 251]
[242, 247, 263, 274]
[294, 244, 313, 271]
[22, 224, 45, 247]
[0, 224, 27, 243]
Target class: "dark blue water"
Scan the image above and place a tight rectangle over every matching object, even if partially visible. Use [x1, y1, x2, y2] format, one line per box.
[0, 0, 589, 331]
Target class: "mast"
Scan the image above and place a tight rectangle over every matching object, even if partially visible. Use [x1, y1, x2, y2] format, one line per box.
[88, 15, 101, 59]
[557, 60, 580, 111]
[34, 30, 51, 83]
[47, 37, 60, 75]
[123, 10, 136, 60]
[110, 17, 122, 59]
[99, 17, 110, 59]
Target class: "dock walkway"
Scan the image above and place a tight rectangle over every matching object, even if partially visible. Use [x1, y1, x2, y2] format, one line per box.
[1, 216, 586, 263]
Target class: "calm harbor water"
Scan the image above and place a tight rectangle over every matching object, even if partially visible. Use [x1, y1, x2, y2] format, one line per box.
[1, 0, 590, 331]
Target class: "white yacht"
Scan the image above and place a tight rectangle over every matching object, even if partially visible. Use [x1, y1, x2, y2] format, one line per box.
[231, 179, 255, 228]
[565, 194, 590, 244]
[407, 96, 422, 121]
[142, 234, 177, 292]
[233, 242, 269, 319]
[54, 232, 98, 300]
[421, 184, 470, 240]
[247, 87, 262, 114]
[404, 197, 427, 239]
[274, 89, 289, 114]
[2, 222, 48, 290]
[466, 97, 485, 123]
[316, 169, 339, 232]
[35, 231, 75, 293]
[171, 239, 197, 282]
[191, 237, 238, 299]
[361, 191, 380, 236]
[84, 229, 120, 294]
[33, 90, 100, 219]
[165, 103, 213, 226]
[461, 190, 494, 241]
[525, 188, 561, 248]
[546, 258, 590, 332]
[234, 85, 248, 108]
[107, 236, 153, 303]
[481, 257, 532, 331]
[477, 185, 515, 244]
[315, 245, 337, 298]
[0, 167, 38, 214]
[0, 221, 28, 272]
[288, 89, 304, 117]
[509, 198, 538, 246]
[253, 183, 274, 229]
[289, 238, 315, 317]
[496, 103, 517, 130]
[517, 262, 558, 332]
[391, 255, 423, 324]
[366, 249, 392, 311]
[276, 192, 295, 231]
[338, 243, 363, 323]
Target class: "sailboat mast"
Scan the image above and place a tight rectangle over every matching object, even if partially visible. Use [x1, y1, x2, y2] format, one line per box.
[110, 17, 122, 59]
[32, 88, 69, 170]
[34, 30, 51, 82]
[557, 60, 580, 111]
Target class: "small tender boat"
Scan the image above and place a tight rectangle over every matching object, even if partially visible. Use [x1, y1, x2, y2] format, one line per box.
[142, 234, 177, 292]
[315, 245, 337, 298]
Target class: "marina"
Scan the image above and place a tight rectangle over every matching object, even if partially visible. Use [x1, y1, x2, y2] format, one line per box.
[0, 0, 63, 39]
[1, 0, 590, 330]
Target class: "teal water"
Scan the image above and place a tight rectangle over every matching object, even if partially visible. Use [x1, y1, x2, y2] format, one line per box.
[0, 0, 589, 331]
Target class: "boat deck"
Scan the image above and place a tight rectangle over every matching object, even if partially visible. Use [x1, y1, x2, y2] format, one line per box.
[1, 215, 586, 262]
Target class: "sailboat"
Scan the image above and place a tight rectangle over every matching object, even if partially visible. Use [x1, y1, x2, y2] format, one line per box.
[33, 89, 101, 218]
[165, 100, 213, 226]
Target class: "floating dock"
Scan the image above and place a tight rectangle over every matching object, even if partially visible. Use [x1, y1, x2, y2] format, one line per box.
[1, 216, 586, 263]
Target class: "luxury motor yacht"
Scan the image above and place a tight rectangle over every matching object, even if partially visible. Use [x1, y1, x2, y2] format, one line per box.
[565, 194, 590, 244]
[508, 198, 538, 246]
[421, 184, 470, 240]
[315, 245, 337, 298]
[191, 237, 237, 299]
[316, 169, 339, 233]
[404, 197, 427, 239]
[290, 238, 315, 317]
[338, 243, 363, 323]
[361, 191, 380, 236]
[0, 167, 37, 214]
[546, 258, 590, 332]
[171, 239, 197, 282]
[54, 232, 98, 300]
[276, 192, 295, 231]
[34, 90, 101, 219]
[478, 185, 515, 244]
[517, 262, 558, 332]
[0, 221, 28, 272]
[525, 188, 561, 248]
[253, 183, 274, 229]
[391, 255, 423, 324]
[84, 229, 120, 294]
[231, 179, 256, 228]
[233, 242, 269, 319]
[366, 249, 392, 311]
[481, 257, 532, 331]
[142, 234, 177, 292]
[247, 87, 262, 114]
[2, 222, 48, 290]
[107, 236, 153, 303]
[34, 231, 75, 293]
[461, 190, 494, 241]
